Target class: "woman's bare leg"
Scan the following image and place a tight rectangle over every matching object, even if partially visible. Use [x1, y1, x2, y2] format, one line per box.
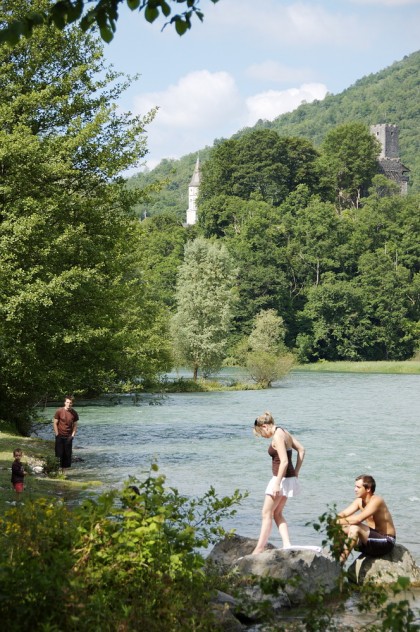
[273, 496, 290, 548]
[252, 494, 280, 554]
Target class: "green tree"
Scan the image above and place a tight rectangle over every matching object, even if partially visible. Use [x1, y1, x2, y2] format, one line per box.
[296, 277, 370, 362]
[171, 237, 237, 380]
[244, 309, 294, 387]
[356, 251, 416, 360]
[199, 194, 248, 239]
[318, 122, 381, 209]
[199, 130, 320, 213]
[0, 2, 170, 432]
[280, 191, 347, 294]
[135, 212, 188, 309]
[227, 199, 291, 341]
[298, 254, 417, 362]
[349, 190, 420, 277]
[0, 468, 246, 631]
[0, 0, 220, 45]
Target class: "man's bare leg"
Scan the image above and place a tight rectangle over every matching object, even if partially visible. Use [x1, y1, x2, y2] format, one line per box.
[340, 523, 369, 564]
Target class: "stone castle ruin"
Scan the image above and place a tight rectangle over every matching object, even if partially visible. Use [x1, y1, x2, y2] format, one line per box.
[370, 124, 409, 194]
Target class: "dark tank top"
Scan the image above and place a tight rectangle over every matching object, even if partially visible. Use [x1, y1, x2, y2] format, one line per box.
[268, 428, 296, 477]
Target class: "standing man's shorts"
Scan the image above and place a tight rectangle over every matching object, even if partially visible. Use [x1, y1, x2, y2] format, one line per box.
[13, 482, 24, 492]
[358, 528, 396, 556]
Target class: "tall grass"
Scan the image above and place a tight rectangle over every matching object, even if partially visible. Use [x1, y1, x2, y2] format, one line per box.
[294, 361, 420, 374]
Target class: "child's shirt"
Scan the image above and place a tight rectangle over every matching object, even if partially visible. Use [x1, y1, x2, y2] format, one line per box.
[11, 460, 25, 484]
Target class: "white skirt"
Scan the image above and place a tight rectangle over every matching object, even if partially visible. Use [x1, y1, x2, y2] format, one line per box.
[265, 476, 301, 498]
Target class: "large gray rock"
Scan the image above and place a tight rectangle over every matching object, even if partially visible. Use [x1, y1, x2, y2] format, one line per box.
[211, 592, 245, 632]
[207, 535, 341, 607]
[236, 548, 341, 605]
[207, 534, 275, 569]
[348, 544, 420, 586]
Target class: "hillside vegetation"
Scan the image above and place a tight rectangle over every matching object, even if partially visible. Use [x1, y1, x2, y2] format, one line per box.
[128, 50, 420, 219]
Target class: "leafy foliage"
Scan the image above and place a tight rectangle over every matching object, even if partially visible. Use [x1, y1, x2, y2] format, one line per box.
[0, 0, 220, 45]
[171, 237, 237, 379]
[135, 212, 189, 309]
[0, 1, 171, 432]
[318, 122, 381, 209]
[198, 130, 320, 211]
[241, 309, 295, 387]
[0, 465, 246, 631]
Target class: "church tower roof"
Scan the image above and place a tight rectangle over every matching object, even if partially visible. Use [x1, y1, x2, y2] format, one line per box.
[189, 157, 201, 187]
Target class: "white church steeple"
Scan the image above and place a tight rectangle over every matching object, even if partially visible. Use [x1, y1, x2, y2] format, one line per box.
[186, 156, 200, 225]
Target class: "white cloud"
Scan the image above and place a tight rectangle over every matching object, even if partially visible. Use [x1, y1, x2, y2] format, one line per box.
[133, 70, 245, 165]
[133, 70, 242, 129]
[246, 60, 314, 84]
[245, 83, 328, 125]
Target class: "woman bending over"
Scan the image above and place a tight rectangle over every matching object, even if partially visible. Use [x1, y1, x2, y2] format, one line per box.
[252, 411, 305, 554]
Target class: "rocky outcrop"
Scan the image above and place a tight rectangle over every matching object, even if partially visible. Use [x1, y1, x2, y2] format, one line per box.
[348, 544, 420, 586]
[235, 548, 341, 605]
[211, 592, 245, 631]
[207, 536, 420, 630]
[207, 534, 341, 607]
[207, 534, 274, 569]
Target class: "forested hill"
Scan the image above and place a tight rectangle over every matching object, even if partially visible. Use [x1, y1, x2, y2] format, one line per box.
[128, 50, 420, 219]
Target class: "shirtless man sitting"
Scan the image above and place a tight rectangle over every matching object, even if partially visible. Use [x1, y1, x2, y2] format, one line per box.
[337, 474, 396, 563]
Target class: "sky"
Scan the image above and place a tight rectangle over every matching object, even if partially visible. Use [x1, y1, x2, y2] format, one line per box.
[101, 0, 420, 170]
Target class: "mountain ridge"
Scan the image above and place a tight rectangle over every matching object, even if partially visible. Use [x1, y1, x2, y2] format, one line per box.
[128, 49, 420, 218]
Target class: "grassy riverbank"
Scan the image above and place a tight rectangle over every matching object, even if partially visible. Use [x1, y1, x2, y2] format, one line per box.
[293, 360, 420, 374]
[156, 360, 420, 392]
[0, 430, 100, 513]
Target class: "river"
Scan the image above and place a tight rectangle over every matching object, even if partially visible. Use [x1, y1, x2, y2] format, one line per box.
[36, 370, 420, 564]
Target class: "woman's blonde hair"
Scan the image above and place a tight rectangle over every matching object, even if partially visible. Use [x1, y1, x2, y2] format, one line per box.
[253, 411, 275, 436]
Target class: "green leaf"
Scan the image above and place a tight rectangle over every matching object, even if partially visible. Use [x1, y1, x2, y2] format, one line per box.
[100, 24, 115, 42]
[145, 6, 159, 23]
[174, 17, 188, 36]
[0, 23, 22, 46]
[160, 1, 171, 18]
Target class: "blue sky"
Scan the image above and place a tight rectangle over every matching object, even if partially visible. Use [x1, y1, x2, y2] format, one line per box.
[101, 0, 420, 169]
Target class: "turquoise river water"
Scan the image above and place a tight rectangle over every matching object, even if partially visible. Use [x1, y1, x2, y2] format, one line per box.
[37, 371, 420, 564]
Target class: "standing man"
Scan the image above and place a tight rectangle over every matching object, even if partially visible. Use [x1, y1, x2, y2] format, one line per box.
[337, 474, 396, 563]
[53, 396, 79, 470]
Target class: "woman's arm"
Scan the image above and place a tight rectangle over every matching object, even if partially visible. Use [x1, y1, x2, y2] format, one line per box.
[291, 436, 305, 476]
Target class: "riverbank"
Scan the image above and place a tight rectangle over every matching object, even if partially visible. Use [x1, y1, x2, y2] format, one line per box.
[163, 360, 420, 391]
[293, 360, 420, 374]
[0, 431, 100, 512]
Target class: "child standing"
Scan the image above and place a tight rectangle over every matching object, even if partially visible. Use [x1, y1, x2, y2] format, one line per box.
[11, 448, 26, 496]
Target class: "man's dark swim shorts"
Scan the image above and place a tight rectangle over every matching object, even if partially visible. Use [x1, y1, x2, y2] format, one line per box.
[358, 528, 396, 557]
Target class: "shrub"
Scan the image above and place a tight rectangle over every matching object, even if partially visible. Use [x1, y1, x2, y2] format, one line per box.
[0, 465, 246, 631]
[246, 351, 295, 387]
[42, 454, 61, 476]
